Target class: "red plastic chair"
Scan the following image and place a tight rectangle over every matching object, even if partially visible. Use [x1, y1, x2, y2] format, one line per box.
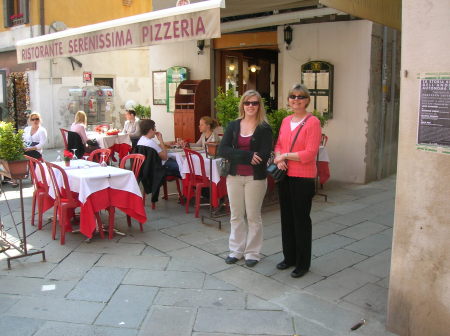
[162, 176, 184, 205]
[45, 161, 104, 244]
[60, 128, 69, 150]
[87, 148, 111, 164]
[25, 155, 51, 229]
[183, 148, 210, 218]
[119, 153, 145, 233]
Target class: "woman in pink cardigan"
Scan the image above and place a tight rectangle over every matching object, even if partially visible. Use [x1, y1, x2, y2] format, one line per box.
[273, 84, 322, 278]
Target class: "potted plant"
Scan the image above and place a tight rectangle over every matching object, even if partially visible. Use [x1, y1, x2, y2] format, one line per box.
[215, 87, 240, 129]
[134, 104, 151, 119]
[0, 122, 27, 179]
[63, 150, 74, 166]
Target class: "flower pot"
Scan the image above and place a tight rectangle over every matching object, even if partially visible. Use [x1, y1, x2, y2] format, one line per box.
[0, 159, 28, 179]
[206, 143, 219, 157]
[64, 160, 71, 167]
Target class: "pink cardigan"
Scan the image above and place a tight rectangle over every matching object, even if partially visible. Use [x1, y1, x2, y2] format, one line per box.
[274, 114, 322, 178]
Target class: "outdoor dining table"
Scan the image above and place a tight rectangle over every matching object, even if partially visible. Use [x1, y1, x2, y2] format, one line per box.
[87, 131, 132, 161]
[168, 148, 227, 208]
[40, 160, 146, 238]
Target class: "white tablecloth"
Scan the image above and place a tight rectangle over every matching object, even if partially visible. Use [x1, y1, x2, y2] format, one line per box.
[318, 146, 330, 162]
[87, 131, 132, 149]
[168, 150, 222, 184]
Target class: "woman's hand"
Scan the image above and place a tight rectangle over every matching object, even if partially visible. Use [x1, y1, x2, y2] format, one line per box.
[273, 154, 285, 164]
[251, 153, 262, 165]
[276, 161, 288, 170]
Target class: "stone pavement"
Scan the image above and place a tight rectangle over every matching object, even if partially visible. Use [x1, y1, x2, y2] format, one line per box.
[0, 149, 397, 336]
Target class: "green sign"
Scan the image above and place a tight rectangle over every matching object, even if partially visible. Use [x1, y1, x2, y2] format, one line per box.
[166, 66, 188, 112]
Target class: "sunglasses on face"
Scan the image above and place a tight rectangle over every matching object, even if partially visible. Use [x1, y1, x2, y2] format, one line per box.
[243, 101, 260, 106]
[289, 95, 308, 100]
[31, 118, 40, 121]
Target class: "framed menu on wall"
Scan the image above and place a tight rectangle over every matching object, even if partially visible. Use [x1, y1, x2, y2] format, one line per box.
[152, 71, 166, 105]
[166, 66, 188, 112]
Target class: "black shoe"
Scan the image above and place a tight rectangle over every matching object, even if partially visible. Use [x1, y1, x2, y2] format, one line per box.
[290, 269, 308, 278]
[276, 261, 293, 270]
[245, 259, 258, 267]
[225, 256, 239, 264]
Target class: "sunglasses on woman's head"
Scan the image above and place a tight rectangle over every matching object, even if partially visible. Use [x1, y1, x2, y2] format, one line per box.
[31, 118, 40, 121]
[243, 101, 260, 106]
[289, 95, 308, 100]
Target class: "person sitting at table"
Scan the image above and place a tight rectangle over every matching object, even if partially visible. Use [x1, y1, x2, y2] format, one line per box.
[191, 116, 221, 148]
[23, 112, 47, 160]
[122, 100, 140, 149]
[137, 119, 181, 178]
[70, 111, 99, 153]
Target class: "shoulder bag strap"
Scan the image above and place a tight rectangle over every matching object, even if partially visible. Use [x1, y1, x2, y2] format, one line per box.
[289, 114, 311, 152]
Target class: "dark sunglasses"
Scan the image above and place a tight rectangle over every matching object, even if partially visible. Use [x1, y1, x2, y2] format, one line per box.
[243, 101, 260, 106]
[31, 118, 40, 121]
[289, 95, 308, 100]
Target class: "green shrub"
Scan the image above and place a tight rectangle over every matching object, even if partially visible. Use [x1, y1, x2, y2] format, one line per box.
[215, 87, 240, 129]
[134, 104, 151, 119]
[267, 108, 292, 140]
[0, 122, 24, 161]
[312, 109, 329, 128]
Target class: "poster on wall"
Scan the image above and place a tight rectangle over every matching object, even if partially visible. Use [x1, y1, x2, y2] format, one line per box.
[417, 72, 450, 155]
[166, 66, 188, 112]
[152, 71, 166, 105]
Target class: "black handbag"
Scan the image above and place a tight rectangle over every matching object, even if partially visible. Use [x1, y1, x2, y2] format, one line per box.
[219, 158, 230, 177]
[267, 115, 311, 182]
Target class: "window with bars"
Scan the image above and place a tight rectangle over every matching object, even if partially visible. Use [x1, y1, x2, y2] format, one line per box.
[3, 0, 29, 27]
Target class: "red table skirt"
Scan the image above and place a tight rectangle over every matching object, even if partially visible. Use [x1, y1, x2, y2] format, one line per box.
[74, 188, 146, 238]
[109, 143, 132, 162]
[317, 161, 330, 185]
[181, 174, 227, 208]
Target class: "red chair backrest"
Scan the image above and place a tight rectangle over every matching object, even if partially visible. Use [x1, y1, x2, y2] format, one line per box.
[88, 148, 111, 163]
[321, 134, 328, 146]
[119, 153, 145, 178]
[183, 148, 209, 183]
[25, 155, 49, 193]
[45, 161, 78, 208]
[60, 128, 69, 150]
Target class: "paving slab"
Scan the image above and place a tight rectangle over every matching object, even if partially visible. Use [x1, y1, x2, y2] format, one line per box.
[6, 296, 104, 323]
[337, 221, 388, 240]
[67, 266, 128, 302]
[0, 259, 57, 277]
[46, 251, 101, 280]
[312, 234, 355, 257]
[195, 237, 229, 255]
[0, 275, 77, 297]
[323, 201, 369, 215]
[138, 306, 196, 336]
[271, 269, 324, 290]
[137, 231, 190, 252]
[168, 246, 232, 274]
[310, 249, 368, 276]
[353, 249, 391, 278]
[34, 321, 138, 336]
[96, 254, 169, 270]
[293, 315, 337, 336]
[213, 267, 295, 301]
[75, 241, 146, 255]
[304, 267, 380, 301]
[0, 315, 44, 336]
[165, 258, 203, 272]
[344, 231, 392, 256]
[123, 269, 205, 288]
[194, 307, 294, 335]
[246, 294, 283, 311]
[312, 220, 347, 239]
[95, 284, 158, 328]
[342, 283, 389, 315]
[261, 235, 282, 256]
[273, 292, 364, 334]
[203, 275, 238, 291]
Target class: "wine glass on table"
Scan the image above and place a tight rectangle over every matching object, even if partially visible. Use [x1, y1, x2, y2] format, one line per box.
[72, 148, 78, 160]
[56, 150, 62, 162]
[100, 153, 108, 167]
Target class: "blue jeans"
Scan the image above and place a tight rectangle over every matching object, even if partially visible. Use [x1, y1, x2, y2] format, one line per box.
[163, 158, 180, 178]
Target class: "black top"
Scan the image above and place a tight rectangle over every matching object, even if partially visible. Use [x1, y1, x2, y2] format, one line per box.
[218, 119, 273, 180]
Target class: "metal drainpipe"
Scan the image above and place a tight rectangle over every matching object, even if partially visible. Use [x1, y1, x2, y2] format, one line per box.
[39, 0, 45, 35]
[28, 0, 33, 37]
[377, 26, 388, 180]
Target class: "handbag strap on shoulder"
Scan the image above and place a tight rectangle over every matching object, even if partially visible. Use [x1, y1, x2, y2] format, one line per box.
[289, 114, 311, 152]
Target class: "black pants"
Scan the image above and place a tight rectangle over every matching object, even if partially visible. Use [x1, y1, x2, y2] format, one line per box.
[278, 176, 315, 270]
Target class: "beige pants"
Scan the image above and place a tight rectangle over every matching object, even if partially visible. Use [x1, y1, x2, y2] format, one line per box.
[226, 175, 267, 260]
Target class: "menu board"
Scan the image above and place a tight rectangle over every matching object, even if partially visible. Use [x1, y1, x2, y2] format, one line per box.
[417, 74, 450, 154]
[152, 71, 166, 105]
[166, 66, 188, 112]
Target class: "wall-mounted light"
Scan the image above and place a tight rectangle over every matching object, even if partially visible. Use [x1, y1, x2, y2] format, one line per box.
[228, 62, 236, 71]
[249, 65, 261, 73]
[197, 40, 205, 55]
[284, 25, 293, 50]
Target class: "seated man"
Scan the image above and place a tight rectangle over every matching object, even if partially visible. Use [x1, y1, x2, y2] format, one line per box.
[137, 119, 180, 177]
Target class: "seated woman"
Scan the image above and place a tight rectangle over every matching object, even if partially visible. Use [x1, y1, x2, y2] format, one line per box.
[70, 111, 98, 153]
[191, 116, 221, 147]
[23, 112, 47, 160]
[122, 101, 140, 149]
[137, 119, 180, 177]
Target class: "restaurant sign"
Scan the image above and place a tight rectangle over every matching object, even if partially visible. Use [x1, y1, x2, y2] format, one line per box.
[16, 2, 221, 63]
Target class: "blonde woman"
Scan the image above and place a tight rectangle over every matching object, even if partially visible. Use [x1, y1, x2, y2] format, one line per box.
[193, 116, 221, 147]
[70, 111, 98, 153]
[218, 90, 273, 267]
[23, 112, 47, 159]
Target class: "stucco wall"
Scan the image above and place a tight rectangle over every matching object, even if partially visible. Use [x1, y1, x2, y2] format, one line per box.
[278, 20, 373, 183]
[387, 1, 450, 335]
[149, 39, 211, 141]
